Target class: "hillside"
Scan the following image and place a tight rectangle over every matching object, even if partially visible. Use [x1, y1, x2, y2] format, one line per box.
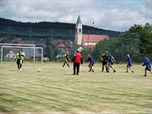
[0, 17, 121, 40]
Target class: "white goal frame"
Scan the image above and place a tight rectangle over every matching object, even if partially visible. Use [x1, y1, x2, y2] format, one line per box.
[1, 46, 43, 63]
[0, 43, 36, 62]
[0, 43, 35, 47]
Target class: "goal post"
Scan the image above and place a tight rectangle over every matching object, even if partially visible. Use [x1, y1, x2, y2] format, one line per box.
[0, 43, 36, 62]
[0, 46, 43, 63]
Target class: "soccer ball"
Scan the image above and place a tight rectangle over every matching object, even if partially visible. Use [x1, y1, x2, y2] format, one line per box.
[38, 69, 41, 72]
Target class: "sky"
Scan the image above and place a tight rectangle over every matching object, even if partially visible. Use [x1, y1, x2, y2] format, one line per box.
[0, 0, 152, 31]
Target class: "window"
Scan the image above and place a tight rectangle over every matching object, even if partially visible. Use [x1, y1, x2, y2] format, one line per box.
[79, 28, 81, 33]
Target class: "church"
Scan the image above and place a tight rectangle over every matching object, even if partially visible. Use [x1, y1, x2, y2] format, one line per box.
[75, 16, 109, 50]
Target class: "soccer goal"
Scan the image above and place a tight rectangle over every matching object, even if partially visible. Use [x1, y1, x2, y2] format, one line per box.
[0, 45, 43, 63]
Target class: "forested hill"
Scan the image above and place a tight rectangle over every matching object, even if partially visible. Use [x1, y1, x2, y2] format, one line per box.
[0, 17, 121, 37]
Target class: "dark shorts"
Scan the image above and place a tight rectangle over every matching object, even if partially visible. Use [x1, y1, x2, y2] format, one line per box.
[102, 61, 107, 65]
[145, 67, 151, 71]
[109, 61, 114, 65]
[90, 63, 94, 66]
[17, 59, 21, 64]
[127, 63, 132, 67]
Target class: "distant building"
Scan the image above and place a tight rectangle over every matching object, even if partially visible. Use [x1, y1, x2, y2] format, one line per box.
[75, 16, 109, 50]
[75, 15, 83, 45]
[82, 34, 109, 50]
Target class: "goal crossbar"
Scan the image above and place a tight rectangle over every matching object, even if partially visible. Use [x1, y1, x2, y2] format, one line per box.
[1, 46, 43, 63]
[0, 43, 35, 47]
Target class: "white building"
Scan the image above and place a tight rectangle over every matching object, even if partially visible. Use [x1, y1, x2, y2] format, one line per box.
[75, 16, 109, 50]
[75, 16, 83, 45]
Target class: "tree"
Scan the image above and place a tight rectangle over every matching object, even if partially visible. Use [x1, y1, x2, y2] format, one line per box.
[129, 23, 152, 54]
[92, 32, 140, 62]
[45, 38, 58, 61]
[81, 49, 93, 61]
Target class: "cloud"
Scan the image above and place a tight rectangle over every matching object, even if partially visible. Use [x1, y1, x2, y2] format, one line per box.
[0, 0, 151, 31]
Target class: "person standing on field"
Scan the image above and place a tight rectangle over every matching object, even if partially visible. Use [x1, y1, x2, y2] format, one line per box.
[126, 53, 134, 73]
[142, 56, 152, 76]
[16, 50, 22, 70]
[101, 51, 108, 72]
[62, 52, 70, 68]
[86, 54, 94, 72]
[72, 49, 83, 75]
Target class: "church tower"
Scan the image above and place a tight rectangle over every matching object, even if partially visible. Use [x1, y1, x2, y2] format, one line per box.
[75, 16, 82, 45]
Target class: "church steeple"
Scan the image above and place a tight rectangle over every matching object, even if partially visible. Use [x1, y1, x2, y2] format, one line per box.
[75, 16, 83, 45]
[76, 15, 82, 24]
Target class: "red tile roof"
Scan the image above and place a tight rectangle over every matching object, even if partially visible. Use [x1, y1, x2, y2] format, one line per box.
[82, 34, 109, 50]
[82, 34, 109, 43]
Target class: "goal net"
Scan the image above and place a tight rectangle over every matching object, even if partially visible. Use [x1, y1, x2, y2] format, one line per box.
[0, 44, 43, 63]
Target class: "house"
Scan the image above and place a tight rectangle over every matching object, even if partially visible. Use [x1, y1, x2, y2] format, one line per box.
[82, 34, 109, 50]
[53, 40, 66, 48]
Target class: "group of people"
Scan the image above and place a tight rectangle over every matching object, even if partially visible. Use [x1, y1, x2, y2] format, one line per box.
[15, 49, 152, 77]
[125, 53, 152, 76]
[101, 51, 116, 73]
[62, 49, 83, 75]
[62, 50, 152, 77]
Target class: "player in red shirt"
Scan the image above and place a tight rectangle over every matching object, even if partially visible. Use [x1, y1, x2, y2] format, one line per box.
[72, 49, 83, 75]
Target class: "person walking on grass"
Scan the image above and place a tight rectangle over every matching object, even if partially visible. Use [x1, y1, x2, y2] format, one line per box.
[101, 51, 109, 72]
[142, 56, 152, 76]
[126, 53, 134, 73]
[86, 54, 95, 72]
[62, 52, 70, 68]
[72, 49, 83, 75]
[107, 52, 116, 73]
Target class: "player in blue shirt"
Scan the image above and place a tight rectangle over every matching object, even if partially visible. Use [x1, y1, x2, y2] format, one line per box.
[142, 56, 152, 76]
[108, 52, 116, 73]
[86, 54, 94, 72]
[126, 53, 134, 73]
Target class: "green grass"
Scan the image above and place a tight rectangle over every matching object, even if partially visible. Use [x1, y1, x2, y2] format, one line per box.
[0, 62, 152, 114]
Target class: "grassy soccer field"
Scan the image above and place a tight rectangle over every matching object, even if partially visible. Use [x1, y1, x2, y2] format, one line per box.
[0, 62, 152, 114]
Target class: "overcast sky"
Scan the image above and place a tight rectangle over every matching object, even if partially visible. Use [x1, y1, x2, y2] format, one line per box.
[0, 0, 151, 31]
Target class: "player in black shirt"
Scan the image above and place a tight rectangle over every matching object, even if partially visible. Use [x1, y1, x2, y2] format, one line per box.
[101, 51, 109, 72]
